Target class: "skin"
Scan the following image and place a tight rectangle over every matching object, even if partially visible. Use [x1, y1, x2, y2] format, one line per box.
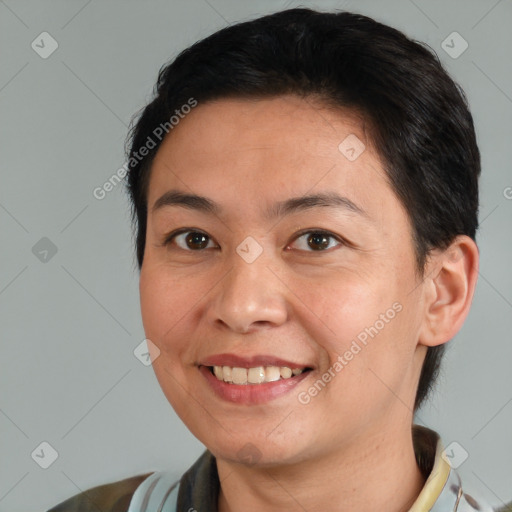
[139, 95, 479, 512]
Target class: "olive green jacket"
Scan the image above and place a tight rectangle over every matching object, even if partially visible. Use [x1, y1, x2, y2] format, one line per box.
[46, 472, 153, 512]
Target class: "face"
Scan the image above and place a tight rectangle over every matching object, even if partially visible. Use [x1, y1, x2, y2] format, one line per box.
[139, 95, 429, 466]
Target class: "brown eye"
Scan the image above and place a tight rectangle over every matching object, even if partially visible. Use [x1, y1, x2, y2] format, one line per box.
[307, 233, 331, 250]
[168, 230, 214, 250]
[290, 231, 343, 252]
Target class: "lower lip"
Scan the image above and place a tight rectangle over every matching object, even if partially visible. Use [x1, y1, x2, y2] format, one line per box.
[199, 365, 311, 405]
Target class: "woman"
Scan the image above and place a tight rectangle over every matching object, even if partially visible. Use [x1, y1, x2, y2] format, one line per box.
[48, 7, 508, 512]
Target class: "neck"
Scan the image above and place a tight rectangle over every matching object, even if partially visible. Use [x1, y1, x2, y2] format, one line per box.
[216, 423, 426, 512]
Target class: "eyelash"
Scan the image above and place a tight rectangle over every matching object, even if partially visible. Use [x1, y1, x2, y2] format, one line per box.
[161, 228, 346, 253]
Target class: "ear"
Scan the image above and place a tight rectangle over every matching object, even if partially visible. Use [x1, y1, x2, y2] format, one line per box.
[418, 235, 479, 347]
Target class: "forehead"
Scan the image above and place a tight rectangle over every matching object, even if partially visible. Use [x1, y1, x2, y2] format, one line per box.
[147, 95, 402, 226]
[154, 95, 370, 164]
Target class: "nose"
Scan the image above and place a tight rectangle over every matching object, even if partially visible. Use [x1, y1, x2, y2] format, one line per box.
[207, 247, 288, 334]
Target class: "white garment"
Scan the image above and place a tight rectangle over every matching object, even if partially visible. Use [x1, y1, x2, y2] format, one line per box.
[127, 471, 179, 512]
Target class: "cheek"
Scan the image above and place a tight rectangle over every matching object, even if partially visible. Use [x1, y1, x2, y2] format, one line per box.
[139, 265, 200, 347]
[296, 272, 393, 350]
[296, 271, 414, 391]
[139, 266, 202, 408]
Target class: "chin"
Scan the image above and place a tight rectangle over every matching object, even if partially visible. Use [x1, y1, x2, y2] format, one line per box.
[204, 432, 308, 468]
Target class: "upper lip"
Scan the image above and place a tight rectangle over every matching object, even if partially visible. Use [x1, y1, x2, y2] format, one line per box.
[199, 353, 312, 369]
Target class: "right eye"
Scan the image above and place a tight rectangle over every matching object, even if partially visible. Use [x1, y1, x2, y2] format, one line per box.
[163, 229, 217, 251]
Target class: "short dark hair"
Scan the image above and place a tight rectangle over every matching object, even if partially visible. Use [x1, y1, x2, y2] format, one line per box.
[125, 8, 480, 411]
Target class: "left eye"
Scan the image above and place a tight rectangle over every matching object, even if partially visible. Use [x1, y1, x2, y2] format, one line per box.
[289, 231, 343, 252]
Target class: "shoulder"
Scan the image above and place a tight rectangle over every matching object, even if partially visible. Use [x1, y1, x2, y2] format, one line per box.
[46, 472, 154, 512]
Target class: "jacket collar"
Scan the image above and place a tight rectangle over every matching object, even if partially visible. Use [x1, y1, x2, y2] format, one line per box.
[135, 424, 495, 511]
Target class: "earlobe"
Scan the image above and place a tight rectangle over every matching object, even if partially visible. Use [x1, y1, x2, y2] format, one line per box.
[418, 235, 479, 348]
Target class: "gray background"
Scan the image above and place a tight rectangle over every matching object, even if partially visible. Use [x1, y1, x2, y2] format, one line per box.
[1, 0, 511, 510]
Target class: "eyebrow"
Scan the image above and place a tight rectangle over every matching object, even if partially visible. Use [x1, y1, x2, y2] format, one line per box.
[151, 189, 369, 220]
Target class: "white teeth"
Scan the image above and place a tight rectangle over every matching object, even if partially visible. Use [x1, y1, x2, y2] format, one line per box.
[280, 367, 292, 379]
[247, 367, 265, 384]
[266, 366, 281, 382]
[222, 366, 233, 382]
[211, 365, 307, 384]
[231, 367, 248, 385]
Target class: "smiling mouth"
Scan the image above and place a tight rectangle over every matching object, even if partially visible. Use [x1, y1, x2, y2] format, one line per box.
[208, 365, 312, 385]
